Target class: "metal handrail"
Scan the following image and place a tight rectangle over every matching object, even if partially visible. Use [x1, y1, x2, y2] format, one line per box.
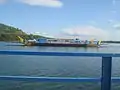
[0, 50, 120, 57]
[0, 50, 117, 90]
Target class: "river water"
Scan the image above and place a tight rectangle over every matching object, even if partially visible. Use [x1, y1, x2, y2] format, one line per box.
[0, 42, 120, 90]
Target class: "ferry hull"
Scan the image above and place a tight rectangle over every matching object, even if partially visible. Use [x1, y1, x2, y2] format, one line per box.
[25, 43, 99, 47]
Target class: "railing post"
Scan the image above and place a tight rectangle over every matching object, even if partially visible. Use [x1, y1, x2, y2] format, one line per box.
[101, 57, 112, 90]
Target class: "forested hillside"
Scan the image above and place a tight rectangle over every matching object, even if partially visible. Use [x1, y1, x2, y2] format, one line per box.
[0, 23, 44, 41]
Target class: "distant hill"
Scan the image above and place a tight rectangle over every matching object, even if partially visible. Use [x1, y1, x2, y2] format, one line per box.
[0, 23, 46, 42]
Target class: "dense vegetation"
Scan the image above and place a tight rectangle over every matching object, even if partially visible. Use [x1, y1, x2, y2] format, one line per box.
[102, 41, 120, 43]
[0, 23, 45, 42]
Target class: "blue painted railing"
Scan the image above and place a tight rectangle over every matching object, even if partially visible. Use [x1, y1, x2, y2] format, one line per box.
[0, 51, 120, 90]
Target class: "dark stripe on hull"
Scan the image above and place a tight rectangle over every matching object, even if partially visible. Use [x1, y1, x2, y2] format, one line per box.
[28, 43, 98, 47]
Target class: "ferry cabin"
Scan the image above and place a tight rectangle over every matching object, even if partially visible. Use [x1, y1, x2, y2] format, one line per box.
[37, 38, 99, 45]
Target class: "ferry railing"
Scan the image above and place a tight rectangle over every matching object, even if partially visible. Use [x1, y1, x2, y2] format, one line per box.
[0, 51, 120, 90]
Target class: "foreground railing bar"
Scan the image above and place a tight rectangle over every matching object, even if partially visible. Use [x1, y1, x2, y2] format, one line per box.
[0, 76, 100, 82]
[0, 51, 118, 90]
[101, 57, 112, 90]
[0, 51, 120, 57]
[0, 76, 120, 83]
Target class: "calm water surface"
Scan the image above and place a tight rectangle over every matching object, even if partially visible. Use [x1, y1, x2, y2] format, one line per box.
[0, 42, 120, 90]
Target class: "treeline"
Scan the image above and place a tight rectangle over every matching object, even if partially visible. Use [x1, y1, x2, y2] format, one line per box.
[0, 23, 45, 42]
[102, 41, 120, 43]
[0, 34, 44, 42]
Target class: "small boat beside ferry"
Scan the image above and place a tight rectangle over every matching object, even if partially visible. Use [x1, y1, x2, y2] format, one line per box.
[17, 36, 101, 47]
